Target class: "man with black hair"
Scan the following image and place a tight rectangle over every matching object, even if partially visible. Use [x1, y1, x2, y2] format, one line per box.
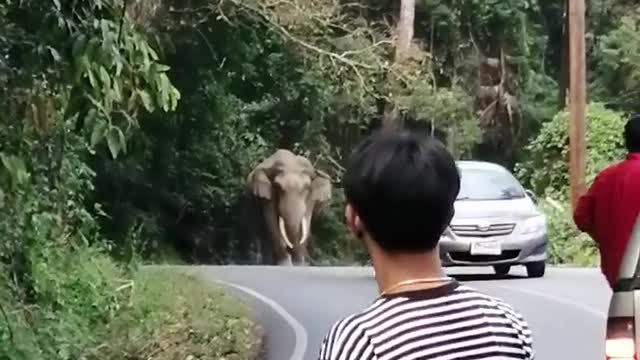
[318, 129, 534, 360]
[574, 114, 640, 288]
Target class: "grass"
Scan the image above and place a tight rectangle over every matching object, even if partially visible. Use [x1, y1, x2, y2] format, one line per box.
[2, 253, 261, 360]
[98, 268, 261, 360]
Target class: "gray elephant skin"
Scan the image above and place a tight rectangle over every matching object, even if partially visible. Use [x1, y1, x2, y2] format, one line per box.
[246, 149, 332, 266]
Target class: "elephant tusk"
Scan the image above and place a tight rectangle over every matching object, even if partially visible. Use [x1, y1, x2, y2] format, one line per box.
[300, 216, 310, 245]
[278, 217, 294, 249]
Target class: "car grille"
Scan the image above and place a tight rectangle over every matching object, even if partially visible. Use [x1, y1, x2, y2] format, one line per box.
[449, 250, 520, 262]
[450, 223, 515, 237]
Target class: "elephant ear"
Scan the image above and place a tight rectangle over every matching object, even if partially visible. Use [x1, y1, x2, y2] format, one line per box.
[247, 156, 276, 200]
[310, 169, 332, 203]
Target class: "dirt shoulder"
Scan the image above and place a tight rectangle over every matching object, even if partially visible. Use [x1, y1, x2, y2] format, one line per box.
[100, 268, 263, 360]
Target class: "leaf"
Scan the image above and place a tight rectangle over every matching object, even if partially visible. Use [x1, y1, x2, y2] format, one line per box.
[48, 46, 62, 62]
[99, 66, 111, 89]
[156, 64, 171, 72]
[72, 35, 87, 59]
[148, 45, 159, 61]
[107, 127, 121, 159]
[112, 79, 122, 101]
[0, 153, 29, 188]
[138, 90, 154, 112]
[90, 118, 106, 147]
[115, 59, 123, 77]
[117, 127, 127, 154]
[53, 0, 61, 10]
[84, 108, 96, 133]
[87, 69, 97, 89]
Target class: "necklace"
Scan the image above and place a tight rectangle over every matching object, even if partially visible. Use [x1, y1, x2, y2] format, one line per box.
[380, 276, 453, 296]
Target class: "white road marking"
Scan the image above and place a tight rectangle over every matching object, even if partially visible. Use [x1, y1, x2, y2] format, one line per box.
[488, 283, 607, 319]
[216, 280, 309, 360]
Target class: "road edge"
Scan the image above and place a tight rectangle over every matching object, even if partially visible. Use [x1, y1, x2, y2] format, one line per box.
[215, 280, 309, 360]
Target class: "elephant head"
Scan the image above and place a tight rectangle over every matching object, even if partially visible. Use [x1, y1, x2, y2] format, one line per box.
[247, 149, 332, 264]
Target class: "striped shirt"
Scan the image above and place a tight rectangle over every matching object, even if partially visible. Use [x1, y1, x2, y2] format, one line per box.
[318, 281, 534, 360]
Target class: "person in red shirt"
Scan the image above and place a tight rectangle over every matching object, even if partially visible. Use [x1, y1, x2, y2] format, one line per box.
[574, 114, 640, 288]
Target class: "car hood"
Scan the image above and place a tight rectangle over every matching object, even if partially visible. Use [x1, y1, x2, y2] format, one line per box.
[452, 197, 540, 221]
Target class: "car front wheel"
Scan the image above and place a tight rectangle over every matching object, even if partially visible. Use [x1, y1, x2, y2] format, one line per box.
[493, 264, 511, 277]
[526, 261, 545, 278]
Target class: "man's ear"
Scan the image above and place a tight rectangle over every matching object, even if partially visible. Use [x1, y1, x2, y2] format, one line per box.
[345, 204, 365, 239]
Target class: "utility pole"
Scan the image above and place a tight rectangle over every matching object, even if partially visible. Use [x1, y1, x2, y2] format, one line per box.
[567, 0, 587, 211]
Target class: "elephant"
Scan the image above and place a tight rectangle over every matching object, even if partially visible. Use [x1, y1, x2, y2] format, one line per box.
[246, 149, 332, 266]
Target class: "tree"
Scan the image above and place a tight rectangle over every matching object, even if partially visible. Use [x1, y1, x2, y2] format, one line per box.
[383, 0, 416, 128]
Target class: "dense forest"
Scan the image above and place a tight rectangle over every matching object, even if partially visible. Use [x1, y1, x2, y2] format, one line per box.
[1, 0, 639, 357]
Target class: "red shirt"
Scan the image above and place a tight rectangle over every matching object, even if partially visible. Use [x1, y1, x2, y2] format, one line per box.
[573, 153, 640, 288]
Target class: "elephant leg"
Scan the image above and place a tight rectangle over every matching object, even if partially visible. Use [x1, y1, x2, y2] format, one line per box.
[276, 252, 293, 266]
[272, 240, 292, 266]
[291, 246, 308, 266]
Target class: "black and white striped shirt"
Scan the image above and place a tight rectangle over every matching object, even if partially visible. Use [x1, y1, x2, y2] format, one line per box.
[318, 281, 534, 360]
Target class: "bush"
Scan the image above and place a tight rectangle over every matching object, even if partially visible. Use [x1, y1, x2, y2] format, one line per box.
[0, 247, 129, 359]
[0, 133, 258, 359]
[0, 263, 259, 360]
[309, 190, 368, 266]
[516, 102, 627, 265]
[516, 102, 627, 194]
[538, 199, 598, 266]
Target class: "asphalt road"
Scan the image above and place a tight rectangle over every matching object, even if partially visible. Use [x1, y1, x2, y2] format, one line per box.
[195, 266, 612, 360]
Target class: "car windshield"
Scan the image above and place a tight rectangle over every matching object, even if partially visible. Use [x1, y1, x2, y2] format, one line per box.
[457, 166, 526, 201]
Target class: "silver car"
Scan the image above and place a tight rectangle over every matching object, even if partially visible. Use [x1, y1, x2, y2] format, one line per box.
[604, 215, 640, 360]
[439, 161, 547, 278]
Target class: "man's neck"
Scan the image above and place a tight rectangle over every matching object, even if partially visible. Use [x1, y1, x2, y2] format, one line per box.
[371, 249, 448, 295]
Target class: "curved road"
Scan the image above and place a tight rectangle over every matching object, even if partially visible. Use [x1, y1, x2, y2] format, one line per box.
[194, 266, 611, 360]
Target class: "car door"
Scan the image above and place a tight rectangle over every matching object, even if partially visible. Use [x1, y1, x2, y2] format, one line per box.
[605, 214, 640, 360]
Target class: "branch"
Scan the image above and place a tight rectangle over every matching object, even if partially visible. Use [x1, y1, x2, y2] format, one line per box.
[117, 0, 129, 44]
[339, 39, 392, 57]
[226, 0, 378, 87]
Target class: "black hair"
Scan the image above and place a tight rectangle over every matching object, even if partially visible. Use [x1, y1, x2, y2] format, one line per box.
[343, 128, 460, 253]
[625, 114, 640, 153]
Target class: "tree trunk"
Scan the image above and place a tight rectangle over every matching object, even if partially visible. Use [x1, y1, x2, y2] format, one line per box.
[558, 0, 570, 109]
[382, 0, 415, 129]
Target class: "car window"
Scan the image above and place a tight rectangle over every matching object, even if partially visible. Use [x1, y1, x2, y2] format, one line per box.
[457, 167, 526, 201]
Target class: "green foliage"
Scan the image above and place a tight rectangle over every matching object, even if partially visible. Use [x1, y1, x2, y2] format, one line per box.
[308, 191, 368, 266]
[0, 128, 130, 359]
[397, 81, 481, 156]
[591, 7, 640, 111]
[538, 199, 598, 266]
[516, 102, 627, 264]
[516, 102, 627, 195]
[1, 1, 258, 359]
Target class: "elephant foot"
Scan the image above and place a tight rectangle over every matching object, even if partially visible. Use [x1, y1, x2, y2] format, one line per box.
[292, 259, 308, 266]
[277, 254, 293, 266]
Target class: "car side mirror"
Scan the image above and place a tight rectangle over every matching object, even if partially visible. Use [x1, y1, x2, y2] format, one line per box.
[525, 189, 538, 204]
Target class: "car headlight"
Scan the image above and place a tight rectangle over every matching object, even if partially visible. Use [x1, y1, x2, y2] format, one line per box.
[439, 227, 454, 241]
[520, 215, 546, 235]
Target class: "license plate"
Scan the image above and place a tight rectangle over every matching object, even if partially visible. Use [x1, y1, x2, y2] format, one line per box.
[470, 241, 502, 255]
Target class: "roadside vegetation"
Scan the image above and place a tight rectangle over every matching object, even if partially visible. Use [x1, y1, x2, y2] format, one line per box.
[2, 0, 639, 358]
